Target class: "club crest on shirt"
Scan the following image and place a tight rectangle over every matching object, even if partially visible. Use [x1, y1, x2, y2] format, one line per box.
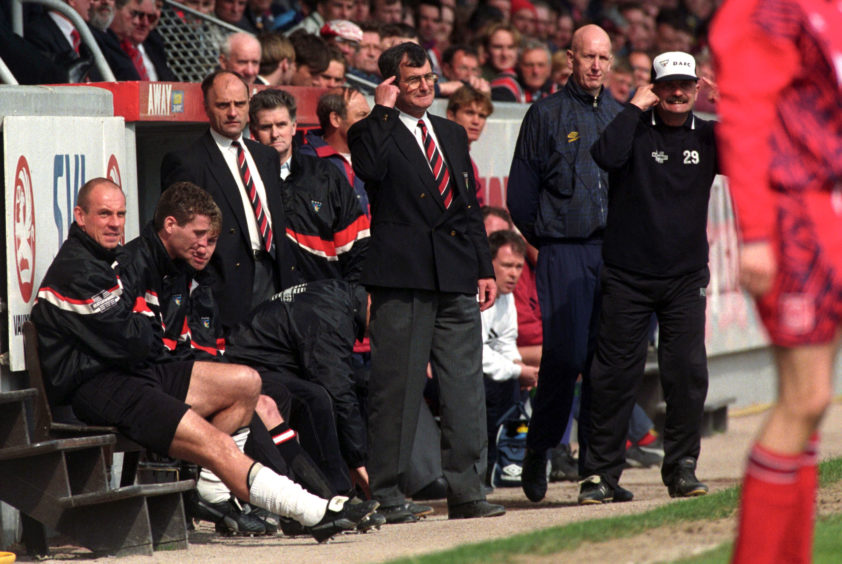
[311, 200, 322, 213]
[567, 131, 580, 143]
[651, 151, 668, 164]
[172, 294, 183, 306]
[201, 316, 211, 329]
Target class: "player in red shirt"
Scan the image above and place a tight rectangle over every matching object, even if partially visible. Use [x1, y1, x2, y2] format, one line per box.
[711, 1, 842, 562]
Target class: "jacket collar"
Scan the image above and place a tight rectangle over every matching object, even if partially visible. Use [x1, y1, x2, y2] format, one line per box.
[566, 77, 606, 106]
[69, 222, 120, 263]
[141, 221, 191, 278]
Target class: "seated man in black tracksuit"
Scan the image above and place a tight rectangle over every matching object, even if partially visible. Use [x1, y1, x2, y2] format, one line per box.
[122, 183, 352, 535]
[32, 178, 377, 544]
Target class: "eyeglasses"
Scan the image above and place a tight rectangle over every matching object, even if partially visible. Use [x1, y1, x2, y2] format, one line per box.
[402, 72, 438, 89]
[130, 9, 158, 23]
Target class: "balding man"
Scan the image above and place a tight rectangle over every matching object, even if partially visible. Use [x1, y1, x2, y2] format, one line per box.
[220, 32, 261, 85]
[506, 24, 624, 503]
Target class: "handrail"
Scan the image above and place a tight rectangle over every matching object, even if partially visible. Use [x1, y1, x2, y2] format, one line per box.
[0, 56, 20, 85]
[12, 0, 117, 82]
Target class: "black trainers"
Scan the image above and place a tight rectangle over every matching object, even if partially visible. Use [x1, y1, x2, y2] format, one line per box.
[577, 475, 634, 505]
[377, 501, 434, 523]
[521, 448, 549, 502]
[357, 510, 387, 532]
[549, 444, 579, 482]
[244, 504, 279, 534]
[667, 457, 708, 498]
[625, 445, 664, 469]
[185, 491, 267, 536]
[310, 496, 380, 543]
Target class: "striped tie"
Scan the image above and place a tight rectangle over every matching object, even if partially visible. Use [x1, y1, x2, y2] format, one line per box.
[417, 120, 452, 208]
[232, 140, 274, 254]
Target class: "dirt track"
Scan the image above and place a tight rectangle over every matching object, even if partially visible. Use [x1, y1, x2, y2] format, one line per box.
[14, 403, 842, 564]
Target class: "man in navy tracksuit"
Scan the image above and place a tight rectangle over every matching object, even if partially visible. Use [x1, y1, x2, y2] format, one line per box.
[578, 51, 718, 504]
[506, 24, 622, 502]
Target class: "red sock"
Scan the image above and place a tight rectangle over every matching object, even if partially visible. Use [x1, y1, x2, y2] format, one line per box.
[732, 443, 801, 564]
[637, 430, 658, 447]
[780, 432, 819, 564]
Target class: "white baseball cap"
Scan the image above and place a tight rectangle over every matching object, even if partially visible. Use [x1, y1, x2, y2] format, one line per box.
[651, 51, 697, 82]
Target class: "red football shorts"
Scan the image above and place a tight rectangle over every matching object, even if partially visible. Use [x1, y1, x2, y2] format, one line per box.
[755, 187, 842, 346]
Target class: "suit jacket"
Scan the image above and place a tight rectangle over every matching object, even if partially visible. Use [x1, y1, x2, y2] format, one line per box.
[348, 104, 493, 294]
[90, 28, 138, 81]
[24, 12, 75, 63]
[160, 131, 289, 330]
[143, 29, 177, 82]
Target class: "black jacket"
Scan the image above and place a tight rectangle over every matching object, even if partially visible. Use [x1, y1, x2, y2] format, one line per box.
[349, 105, 493, 293]
[591, 105, 719, 277]
[222, 280, 368, 467]
[282, 148, 370, 285]
[30, 223, 157, 405]
[121, 222, 195, 361]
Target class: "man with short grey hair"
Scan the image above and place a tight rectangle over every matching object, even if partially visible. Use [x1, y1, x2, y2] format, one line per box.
[220, 32, 261, 85]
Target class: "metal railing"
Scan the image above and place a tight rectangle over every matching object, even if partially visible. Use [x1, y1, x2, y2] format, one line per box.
[9, 0, 116, 82]
[157, 0, 248, 83]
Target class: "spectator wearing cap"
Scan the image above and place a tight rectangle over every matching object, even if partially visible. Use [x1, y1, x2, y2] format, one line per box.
[219, 32, 261, 84]
[320, 19, 362, 67]
[286, 0, 353, 36]
[578, 51, 718, 505]
[256, 32, 296, 86]
[510, 0, 537, 39]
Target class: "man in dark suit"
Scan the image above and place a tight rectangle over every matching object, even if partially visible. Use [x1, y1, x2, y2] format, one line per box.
[108, 0, 176, 80]
[161, 70, 289, 331]
[24, 0, 90, 65]
[348, 42, 505, 522]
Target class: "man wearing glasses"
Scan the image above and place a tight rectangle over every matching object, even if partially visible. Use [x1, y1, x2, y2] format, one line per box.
[349, 42, 505, 523]
[108, 0, 175, 80]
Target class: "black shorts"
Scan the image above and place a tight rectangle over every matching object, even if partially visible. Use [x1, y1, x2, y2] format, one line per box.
[70, 361, 194, 456]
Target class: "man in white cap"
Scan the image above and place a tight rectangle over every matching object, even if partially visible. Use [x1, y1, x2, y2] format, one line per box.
[577, 51, 719, 504]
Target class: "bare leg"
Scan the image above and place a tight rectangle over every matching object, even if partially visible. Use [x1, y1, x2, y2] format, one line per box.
[255, 394, 284, 428]
[757, 331, 841, 454]
[186, 361, 260, 434]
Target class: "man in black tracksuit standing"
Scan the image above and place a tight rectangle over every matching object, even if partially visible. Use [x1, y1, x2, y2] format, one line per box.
[578, 51, 719, 504]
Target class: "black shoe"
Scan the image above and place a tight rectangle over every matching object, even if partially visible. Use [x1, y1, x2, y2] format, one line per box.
[310, 497, 380, 543]
[624, 445, 664, 469]
[667, 457, 708, 498]
[357, 511, 387, 532]
[279, 517, 308, 537]
[185, 491, 267, 536]
[412, 476, 448, 501]
[549, 444, 579, 482]
[244, 504, 279, 534]
[448, 500, 506, 519]
[377, 500, 433, 523]
[521, 448, 549, 502]
[577, 475, 634, 505]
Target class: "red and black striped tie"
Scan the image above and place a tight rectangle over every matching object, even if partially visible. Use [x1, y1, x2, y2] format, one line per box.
[417, 120, 452, 208]
[232, 140, 274, 254]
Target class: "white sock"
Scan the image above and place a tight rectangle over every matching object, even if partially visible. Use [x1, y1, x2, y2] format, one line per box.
[232, 426, 249, 452]
[197, 467, 231, 504]
[196, 427, 250, 504]
[248, 465, 329, 526]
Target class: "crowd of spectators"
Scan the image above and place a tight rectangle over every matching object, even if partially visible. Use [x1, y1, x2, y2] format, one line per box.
[4, 0, 719, 111]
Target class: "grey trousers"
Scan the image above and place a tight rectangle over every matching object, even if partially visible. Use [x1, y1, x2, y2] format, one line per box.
[367, 288, 487, 507]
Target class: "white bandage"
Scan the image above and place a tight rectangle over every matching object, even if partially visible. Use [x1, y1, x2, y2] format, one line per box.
[248, 466, 329, 526]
